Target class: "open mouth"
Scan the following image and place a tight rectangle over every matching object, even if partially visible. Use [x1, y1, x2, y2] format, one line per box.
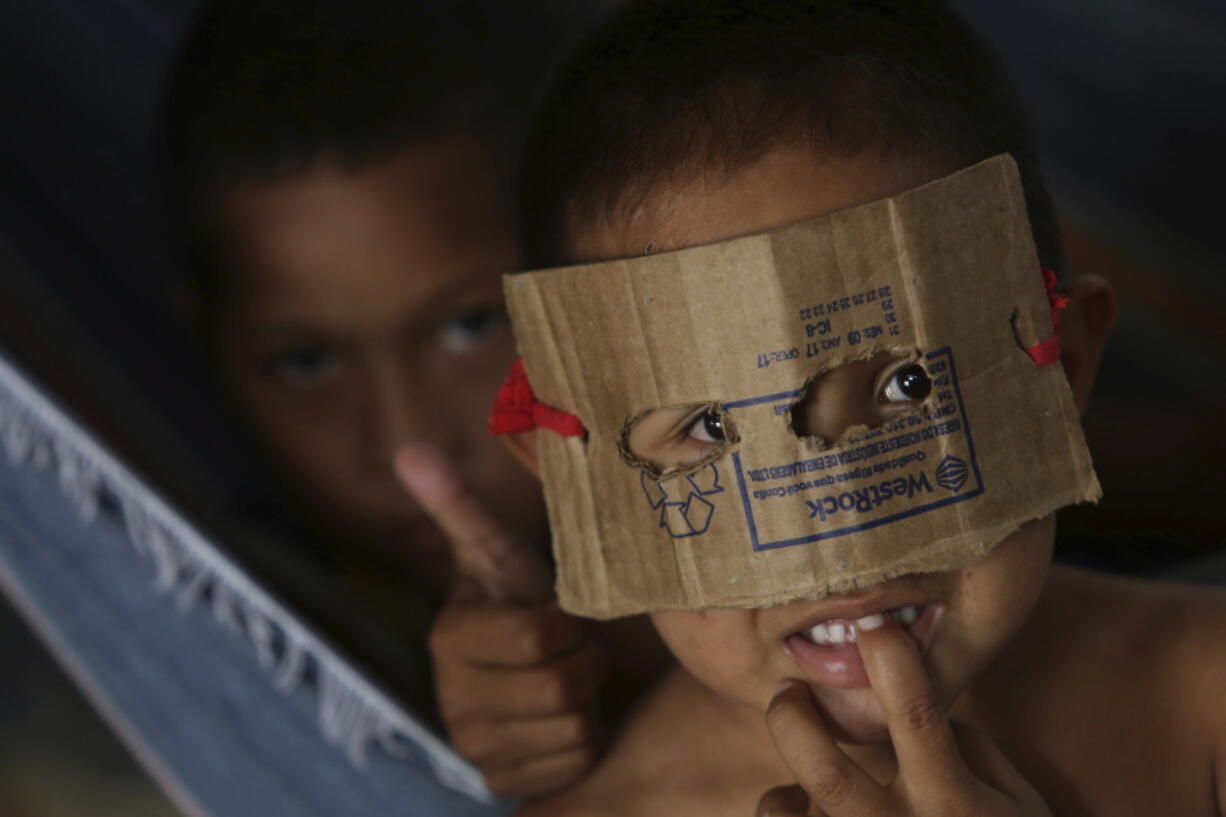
[797, 605, 924, 647]
[782, 604, 939, 689]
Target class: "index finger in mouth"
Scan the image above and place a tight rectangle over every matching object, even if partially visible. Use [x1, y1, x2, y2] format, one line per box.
[853, 614, 966, 788]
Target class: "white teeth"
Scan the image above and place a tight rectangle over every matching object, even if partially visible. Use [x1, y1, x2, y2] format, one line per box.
[806, 621, 854, 646]
[801, 605, 923, 647]
[893, 605, 920, 625]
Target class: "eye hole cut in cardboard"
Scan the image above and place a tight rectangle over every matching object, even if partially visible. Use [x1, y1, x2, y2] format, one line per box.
[619, 402, 740, 480]
[787, 351, 930, 447]
[503, 155, 1100, 619]
[621, 353, 929, 476]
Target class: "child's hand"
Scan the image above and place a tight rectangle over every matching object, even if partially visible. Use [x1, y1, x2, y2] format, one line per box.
[395, 445, 606, 799]
[758, 618, 1051, 817]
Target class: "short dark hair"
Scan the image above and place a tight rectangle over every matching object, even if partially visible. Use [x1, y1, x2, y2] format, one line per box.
[518, 0, 1061, 273]
[163, 0, 585, 296]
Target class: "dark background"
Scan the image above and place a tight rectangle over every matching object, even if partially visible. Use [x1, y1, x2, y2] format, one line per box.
[0, 1, 1223, 814]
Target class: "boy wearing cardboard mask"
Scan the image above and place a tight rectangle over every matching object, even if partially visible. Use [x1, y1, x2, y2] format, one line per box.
[459, 0, 1226, 814]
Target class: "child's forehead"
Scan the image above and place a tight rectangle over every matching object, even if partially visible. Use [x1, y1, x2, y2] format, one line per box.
[571, 145, 944, 265]
[220, 144, 510, 243]
[208, 147, 516, 306]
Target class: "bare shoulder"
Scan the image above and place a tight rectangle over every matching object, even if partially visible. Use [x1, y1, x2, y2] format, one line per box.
[1135, 573, 1226, 727]
[1069, 566, 1225, 650]
[509, 752, 656, 817]
[1046, 566, 1226, 672]
[1007, 568, 1226, 813]
[1103, 570, 1226, 814]
[1044, 566, 1226, 728]
[510, 748, 653, 817]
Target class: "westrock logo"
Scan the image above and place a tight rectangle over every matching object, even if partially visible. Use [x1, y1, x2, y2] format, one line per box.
[935, 455, 969, 492]
[641, 463, 725, 538]
[802, 455, 972, 523]
[803, 472, 934, 522]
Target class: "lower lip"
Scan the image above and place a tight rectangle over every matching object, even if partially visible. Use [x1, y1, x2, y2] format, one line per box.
[783, 606, 940, 689]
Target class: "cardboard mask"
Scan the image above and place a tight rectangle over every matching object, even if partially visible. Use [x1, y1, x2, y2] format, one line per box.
[503, 155, 1100, 619]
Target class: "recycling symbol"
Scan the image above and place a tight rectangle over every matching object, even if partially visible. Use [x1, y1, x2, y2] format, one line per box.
[641, 462, 725, 538]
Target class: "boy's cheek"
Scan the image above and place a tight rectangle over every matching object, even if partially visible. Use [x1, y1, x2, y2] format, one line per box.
[650, 608, 792, 705]
[939, 516, 1055, 673]
[650, 609, 720, 655]
[955, 517, 1053, 617]
[232, 381, 357, 468]
[651, 610, 755, 670]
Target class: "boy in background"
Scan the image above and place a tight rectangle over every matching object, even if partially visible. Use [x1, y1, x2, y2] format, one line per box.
[422, 1, 1226, 813]
[165, 0, 631, 795]
[164, 0, 555, 611]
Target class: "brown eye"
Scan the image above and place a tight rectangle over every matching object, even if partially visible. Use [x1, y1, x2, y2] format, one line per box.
[880, 363, 931, 403]
[687, 410, 726, 442]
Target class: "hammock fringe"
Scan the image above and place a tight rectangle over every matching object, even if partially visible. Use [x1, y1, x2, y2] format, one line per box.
[0, 354, 491, 803]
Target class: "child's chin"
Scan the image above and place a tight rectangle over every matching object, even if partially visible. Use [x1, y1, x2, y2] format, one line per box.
[810, 686, 892, 745]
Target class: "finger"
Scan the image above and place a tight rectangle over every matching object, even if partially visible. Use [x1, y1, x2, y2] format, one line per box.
[755, 784, 816, 817]
[483, 743, 601, 799]
[429, 601, 589, 666]
[853, 614, 965, 793]
[437, 640, 606, 720]
[766, 681, 891, 816]
[449, 709, 600, 767]
[394, 443, 552, 603]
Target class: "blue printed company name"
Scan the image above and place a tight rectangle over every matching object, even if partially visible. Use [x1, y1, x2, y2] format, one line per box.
[729, 347, 985, 551]
[804, 472, 933, 522]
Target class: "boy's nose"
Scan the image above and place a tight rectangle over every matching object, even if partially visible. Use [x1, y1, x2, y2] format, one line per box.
[367, 365, 451, 467]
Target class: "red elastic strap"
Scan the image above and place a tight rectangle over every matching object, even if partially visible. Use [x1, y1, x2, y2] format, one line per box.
[1026, 268, 1070, 366]
[488, 358, 586, 437]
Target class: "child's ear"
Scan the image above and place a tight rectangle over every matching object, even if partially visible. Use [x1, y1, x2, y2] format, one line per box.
[1058, 274, 1118, 414]
[500, 430, 542, 478]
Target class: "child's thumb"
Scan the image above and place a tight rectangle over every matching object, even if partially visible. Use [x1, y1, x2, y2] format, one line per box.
[393, 443, 552, 604]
